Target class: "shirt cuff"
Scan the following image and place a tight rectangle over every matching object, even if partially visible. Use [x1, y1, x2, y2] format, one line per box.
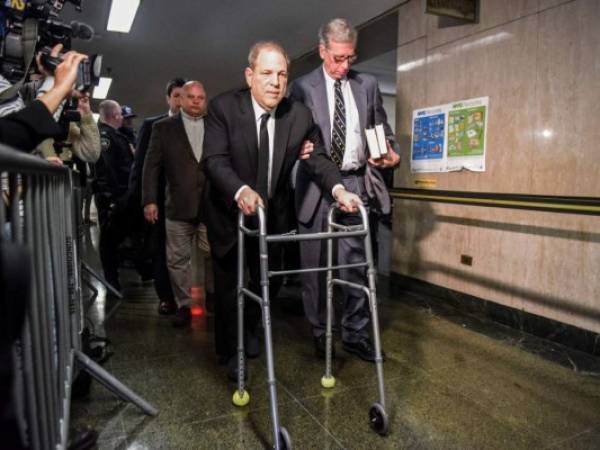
[234, 185, 249, 202]
[331, 183, 345, 198]
[36, 76, 55, 97]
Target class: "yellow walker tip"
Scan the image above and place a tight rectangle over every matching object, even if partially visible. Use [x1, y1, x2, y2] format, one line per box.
[232, 389, 250, 406]
[320, 375, 336, 389]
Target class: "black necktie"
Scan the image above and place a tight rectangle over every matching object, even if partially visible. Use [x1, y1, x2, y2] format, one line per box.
[256, 112, 270, 201]
[331, 80, 346, 168]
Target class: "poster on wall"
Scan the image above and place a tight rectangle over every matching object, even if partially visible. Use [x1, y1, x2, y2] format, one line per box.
[410, 106, 447, 173]
[410, 96, 488, 173]
[446, 96, 488, 172]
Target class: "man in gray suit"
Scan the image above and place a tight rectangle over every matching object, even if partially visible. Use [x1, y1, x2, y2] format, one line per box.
[142, 80, 212, 327]
[290, 18, 400, 362]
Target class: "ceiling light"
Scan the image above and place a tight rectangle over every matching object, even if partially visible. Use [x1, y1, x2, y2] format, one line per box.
[93, 77, 113, 99]
[107, 0, 140, 33]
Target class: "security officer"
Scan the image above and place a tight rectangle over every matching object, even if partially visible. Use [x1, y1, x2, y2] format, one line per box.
[93, 99, 133, 291]
[119, 105, 137, 147]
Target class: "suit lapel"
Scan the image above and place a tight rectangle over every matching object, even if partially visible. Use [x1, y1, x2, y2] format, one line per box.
[173, 114, 198, 163]
[239, 90, 258, 177]
[349, 72, 367, 132]
[309, 69, 332, 151]
[271, 99, 291, 195]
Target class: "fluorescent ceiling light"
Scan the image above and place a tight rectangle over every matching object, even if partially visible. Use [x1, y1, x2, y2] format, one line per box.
[93, 77, 113, 99]
[107, 0, 140, 33]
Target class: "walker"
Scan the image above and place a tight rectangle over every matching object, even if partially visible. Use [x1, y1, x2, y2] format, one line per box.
[233, 203, 388, 449]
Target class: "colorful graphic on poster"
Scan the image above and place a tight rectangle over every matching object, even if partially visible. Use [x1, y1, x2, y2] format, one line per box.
[411, 107, 446, 173]
[410, 96, 488, 173]
[446, 97, 488, 171]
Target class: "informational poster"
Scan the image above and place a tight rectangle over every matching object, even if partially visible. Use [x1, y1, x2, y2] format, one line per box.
[446, 97, 488, 172]
[410, 96, 488, 173]
[410, 106, 446, 173]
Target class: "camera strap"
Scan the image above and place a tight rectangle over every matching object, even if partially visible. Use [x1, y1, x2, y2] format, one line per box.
[0, 18, 38, 102]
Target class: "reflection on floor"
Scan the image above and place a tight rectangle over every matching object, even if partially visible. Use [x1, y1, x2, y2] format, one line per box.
[72, 235, 600, 450]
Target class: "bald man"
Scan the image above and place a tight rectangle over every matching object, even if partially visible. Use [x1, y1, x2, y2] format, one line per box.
[142, 81, 212, 327]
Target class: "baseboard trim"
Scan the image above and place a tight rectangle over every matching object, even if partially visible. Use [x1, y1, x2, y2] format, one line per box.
[381, 272, 600, 358]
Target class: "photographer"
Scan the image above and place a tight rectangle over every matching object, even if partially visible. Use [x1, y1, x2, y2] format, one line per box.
[0, 49, 88, 151]
[37, 91, 100, 166]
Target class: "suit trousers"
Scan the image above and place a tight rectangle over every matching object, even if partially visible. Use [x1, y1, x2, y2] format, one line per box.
[165, 219, 210, 308]
[147, 211, 174, 303]
[299, 174, 371, 343]
[213, 220, 283, 359]
[95, 194, 130, 288]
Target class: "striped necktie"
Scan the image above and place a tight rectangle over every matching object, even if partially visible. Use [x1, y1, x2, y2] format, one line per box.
[331, 80, 346, 168]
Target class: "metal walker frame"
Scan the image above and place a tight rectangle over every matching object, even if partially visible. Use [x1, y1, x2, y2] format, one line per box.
[233, 203, 389, 450]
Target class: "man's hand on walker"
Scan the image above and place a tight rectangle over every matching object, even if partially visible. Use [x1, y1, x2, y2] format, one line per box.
[333, 188, 362, 213]
[237, 186, 264, 216]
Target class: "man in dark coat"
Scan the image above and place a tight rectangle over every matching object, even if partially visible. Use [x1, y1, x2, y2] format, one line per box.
[202, 41, 361, 380]
[128, 77, 185, 314]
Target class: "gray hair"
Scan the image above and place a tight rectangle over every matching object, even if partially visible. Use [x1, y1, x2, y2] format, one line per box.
[183, 80, 205, 92]
[247, 41, 290, 69]
[318, 18, 357, 47]
[98, 100, 120, 121]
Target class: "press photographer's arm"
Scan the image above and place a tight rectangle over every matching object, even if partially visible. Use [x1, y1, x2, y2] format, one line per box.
[0, 50, 88, 151]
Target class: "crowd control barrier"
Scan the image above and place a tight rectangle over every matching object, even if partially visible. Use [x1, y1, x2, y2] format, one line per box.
[0, 145, 157, 450]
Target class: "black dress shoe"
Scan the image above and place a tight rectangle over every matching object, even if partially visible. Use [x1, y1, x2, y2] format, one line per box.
[172, 306, 191, 328]
[314, 334, 335, 359]
[343, 338, 386, 362]
[245, 329, 260, 358]
[158, 300, 177, 315]
[227, 355, 248, 382]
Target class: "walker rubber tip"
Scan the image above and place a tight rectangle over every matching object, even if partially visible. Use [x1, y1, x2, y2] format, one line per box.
[321, 375, 336, 389]
[232, 390, 250, 406]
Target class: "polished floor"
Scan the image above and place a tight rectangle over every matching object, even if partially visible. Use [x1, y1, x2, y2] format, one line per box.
[72, 229, 600, 450]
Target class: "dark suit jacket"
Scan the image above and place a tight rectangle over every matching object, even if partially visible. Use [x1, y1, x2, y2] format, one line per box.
[0, 100, 61, 152]
[128, 113, 167, 206]
[141, 113, 205, 222]
[202, 88, 342, 258]
[289, 68, 399, 224]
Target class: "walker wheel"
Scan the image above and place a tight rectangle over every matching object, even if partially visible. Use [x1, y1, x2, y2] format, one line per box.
[320, 375, 336, 389]
[232, 389, 250, 407]
[368, 402, 389, 435]
[277, 426, 292, 450]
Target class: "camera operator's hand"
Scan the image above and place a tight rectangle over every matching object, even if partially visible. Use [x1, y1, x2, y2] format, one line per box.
[35, 44, 64, 78]
[38, 50, 88, 115]
[76, 93, 92, 115]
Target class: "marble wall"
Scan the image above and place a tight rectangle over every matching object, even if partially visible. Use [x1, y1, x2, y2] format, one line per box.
[393, 0, 600, 333]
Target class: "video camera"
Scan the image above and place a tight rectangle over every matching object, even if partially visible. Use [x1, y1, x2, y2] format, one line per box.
[0, 0, 101, 91]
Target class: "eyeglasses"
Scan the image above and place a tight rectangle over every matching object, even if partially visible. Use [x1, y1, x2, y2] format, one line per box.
[326, 49, 358, 65]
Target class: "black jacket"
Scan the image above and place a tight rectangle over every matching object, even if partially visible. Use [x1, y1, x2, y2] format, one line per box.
[0, 101, 61, 152]
[93, 122, 133, 202]
[202, 88, 342, 258]
[128, 113, 167, 207]
[141, 113, 205, 222]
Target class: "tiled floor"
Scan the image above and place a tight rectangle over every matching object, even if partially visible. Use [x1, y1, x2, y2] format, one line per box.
[72, 230, 600, 449]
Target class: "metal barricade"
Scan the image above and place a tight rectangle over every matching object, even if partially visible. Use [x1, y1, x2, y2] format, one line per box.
[0, 145, 157, 450]
[233, 203, 389, 450]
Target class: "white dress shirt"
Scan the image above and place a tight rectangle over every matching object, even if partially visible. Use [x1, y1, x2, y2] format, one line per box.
[235, 94, 345, 202]
[323, 66, 365, 171]
[234, 97, 276, 201]
[251, 97, 276, 196]
[180, 109, 205, 162]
